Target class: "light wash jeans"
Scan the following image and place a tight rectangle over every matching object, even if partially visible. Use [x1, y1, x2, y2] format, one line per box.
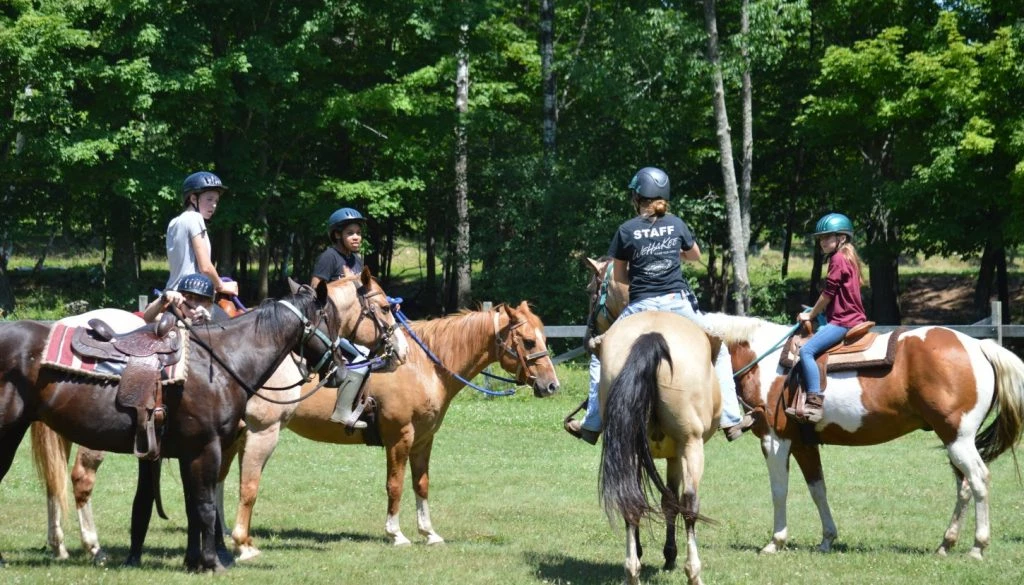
[580, 292, 745, 432]
[798, 323, 849, 394]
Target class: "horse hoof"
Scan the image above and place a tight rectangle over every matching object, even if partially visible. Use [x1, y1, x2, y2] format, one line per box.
[968, 548, 984, 561]
[759, 543, 779, 555]
[935, 546, 949, 557]
[425, 535, 445, 546]
[92, 550, 109, 567]
[236, 546, 261, 562]
[122, 556, 141, 568]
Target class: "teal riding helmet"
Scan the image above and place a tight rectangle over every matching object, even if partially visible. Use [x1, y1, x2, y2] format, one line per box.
[812, 213, 854, 238]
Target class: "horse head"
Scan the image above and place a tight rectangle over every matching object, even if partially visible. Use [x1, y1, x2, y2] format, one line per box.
[583, 256, 628, 346]
[494, 302, 560, 397]
[278, 281, 350, 384]
[322, 269, 409, 373]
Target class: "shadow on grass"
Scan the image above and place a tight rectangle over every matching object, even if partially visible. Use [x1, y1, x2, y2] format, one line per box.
[527, 551, 661, 585]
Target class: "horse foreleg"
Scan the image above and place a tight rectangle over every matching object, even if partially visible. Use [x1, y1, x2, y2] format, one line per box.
[946, 439, 990, 560]
[410, 441, 443, 545]
[759, 434, 792, 554]
[792, 443, 837, 553]
[71, 446, 107, 565]
[231, 423, 282, 561]
[384, 434, 412, 546]
[624, 521, 642, 585]
[181, 443, 225, 573]
[662, 457, 682, 571]
[680, 441, 704, 585]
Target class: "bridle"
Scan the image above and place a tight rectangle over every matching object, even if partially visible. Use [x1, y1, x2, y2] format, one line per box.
[341, 284, 399, 369]
[586, 261, 618, 340]
[493, 310, 549, 386]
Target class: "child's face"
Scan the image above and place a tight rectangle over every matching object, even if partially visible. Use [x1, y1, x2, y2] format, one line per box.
[337, 223, 362, 254]
[817, 233, 840, 254]
[191, 191, 221, 220]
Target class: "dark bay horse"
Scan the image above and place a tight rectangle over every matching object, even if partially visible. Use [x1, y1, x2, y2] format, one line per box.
[698, 312, 1024, 559]
[0, 283, 347, 571]
[593, 310, 720, 585]
[41, 302, 557, 560]
[31, 272, 409, 566]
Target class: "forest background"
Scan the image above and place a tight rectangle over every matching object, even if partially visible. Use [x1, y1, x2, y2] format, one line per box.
[1, 0, 1022, 328]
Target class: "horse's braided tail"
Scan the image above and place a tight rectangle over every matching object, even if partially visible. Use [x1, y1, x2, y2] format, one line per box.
[975, 340, 1024, 464]
[599, 332, 676, 526]
[31, 422, 71, 517]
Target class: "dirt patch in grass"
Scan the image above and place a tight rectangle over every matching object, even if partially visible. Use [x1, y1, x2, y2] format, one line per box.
[899, 274, 1024, 324]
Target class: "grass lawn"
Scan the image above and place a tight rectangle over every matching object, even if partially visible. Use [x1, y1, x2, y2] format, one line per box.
[2, 363, 1024, 584]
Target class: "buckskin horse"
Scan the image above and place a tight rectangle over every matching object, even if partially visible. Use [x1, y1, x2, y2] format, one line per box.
[34, 301, 554, 561]
[29, 270, 409, 567]
[584, 256, 1024, 559]
[593, 310, 721, 585]
[0, 282, 350, 572]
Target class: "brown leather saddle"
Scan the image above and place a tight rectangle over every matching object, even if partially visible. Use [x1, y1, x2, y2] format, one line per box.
[71, 312, 183, 460]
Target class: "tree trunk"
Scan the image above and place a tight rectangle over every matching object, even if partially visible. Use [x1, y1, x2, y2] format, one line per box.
[702, 0, 750, 315]
[975, 241, 996, 320]
[0, 266, 13, 315]
[109, 194, 138, 291]
[453, 22, 472, 309]
[739, 0, 753, 249]
[865, 221, 901, 325]
[540, 0, 557, 174]
[256, 205, 269, 302]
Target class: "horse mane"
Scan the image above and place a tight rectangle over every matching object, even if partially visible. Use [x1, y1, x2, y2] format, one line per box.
[249, 292, 319, 337]
[409, 308, 495, 366]
[698, 312, 773, 345]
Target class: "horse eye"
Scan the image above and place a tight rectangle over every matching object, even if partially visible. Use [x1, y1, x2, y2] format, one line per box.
[523, 339, 536, 350]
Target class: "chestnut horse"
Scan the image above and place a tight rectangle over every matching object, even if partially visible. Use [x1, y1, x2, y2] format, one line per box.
[35, 301, 555, 561]
[0, 283, 347, 571]
[593, 310, 721, 585]
[698, 312, 1024, 559]
[31, 271, 409, 566]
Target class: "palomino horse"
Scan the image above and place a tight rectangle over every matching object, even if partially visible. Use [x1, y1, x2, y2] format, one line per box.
[594, 310, 720, 585]
[696, 312, 1024, 559]
[0, 283, 346, 571]
[35, 301, 554, 561]
[32, 271, 409, 566]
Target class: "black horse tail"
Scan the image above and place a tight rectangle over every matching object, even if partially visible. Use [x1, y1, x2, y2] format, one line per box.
[599, 332, 678, 526]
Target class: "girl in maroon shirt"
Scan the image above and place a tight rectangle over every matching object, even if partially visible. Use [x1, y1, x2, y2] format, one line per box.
[786, 213, 868, 423]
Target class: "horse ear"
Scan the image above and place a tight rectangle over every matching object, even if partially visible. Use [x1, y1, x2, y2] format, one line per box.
[583, 257, 601, 276]
[314, 279, 329, 305]
[287, 277, 301, 295]
[359, 266, 372, 286]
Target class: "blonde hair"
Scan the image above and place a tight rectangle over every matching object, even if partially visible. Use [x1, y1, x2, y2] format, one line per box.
[837, 239, 865, 283]
[636, 197, 670, 219]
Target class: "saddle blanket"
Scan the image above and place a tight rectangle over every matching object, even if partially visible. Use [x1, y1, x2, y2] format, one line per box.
[41, 317, 189, 384]
[779, 328, 904, 372]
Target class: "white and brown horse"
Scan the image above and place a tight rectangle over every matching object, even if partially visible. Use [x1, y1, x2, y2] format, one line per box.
[593, 310, 721, 585]
[700, 312, 1024, 559]
[36, 301, 558, 561]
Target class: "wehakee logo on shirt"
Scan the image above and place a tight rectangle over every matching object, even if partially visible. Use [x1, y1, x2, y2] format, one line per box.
[632, 225, 676, 239]
[637, 237, 680, 258]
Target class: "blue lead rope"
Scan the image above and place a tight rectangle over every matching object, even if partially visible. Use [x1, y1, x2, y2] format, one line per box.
[389, 298, 517, 397]
[732, 310, 823, 379]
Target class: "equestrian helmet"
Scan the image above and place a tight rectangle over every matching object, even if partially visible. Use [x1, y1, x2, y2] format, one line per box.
[628, 167, 671, 201]
[328, 207, 366, 232]
[813, 213, 854, 238]
[182, 171, 227, 199]
[172, 273, 215, 299]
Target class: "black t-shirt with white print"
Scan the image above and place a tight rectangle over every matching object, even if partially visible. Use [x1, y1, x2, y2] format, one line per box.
[607, 213, 696, 303]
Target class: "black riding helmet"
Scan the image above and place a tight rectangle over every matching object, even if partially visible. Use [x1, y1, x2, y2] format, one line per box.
[628, 167, 671, 201]
[181, 171, 227, 207]
[172, 273, 215, 300]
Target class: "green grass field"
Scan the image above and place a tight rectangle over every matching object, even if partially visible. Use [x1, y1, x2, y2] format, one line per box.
[2, 363, 1024, 584]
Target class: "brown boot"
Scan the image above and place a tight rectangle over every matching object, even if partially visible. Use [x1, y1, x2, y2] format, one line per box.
[785, 392, 824, 424]
[563, 419, 600, 445]
[723, 414, 754, 441]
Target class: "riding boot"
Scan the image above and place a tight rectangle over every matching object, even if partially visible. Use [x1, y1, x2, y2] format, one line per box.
[329, 368, 368, 429]
[786, 392, 824, 424]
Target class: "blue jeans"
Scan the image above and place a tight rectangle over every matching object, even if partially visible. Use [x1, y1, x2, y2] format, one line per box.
[798, 323, 849, 394]
[580, 292, 745, 432]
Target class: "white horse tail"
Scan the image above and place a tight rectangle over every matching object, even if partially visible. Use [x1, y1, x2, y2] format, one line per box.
[599, 332, 677, 526]
[975, 339, 1024, 463]
[31, 421, 71, 517]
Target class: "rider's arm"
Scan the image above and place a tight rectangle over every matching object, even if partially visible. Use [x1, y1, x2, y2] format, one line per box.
[799, 293, 831, 323]
[680, 241, 701, 263]
[191, 233, 238, 296]
[613, 259, 629, 284]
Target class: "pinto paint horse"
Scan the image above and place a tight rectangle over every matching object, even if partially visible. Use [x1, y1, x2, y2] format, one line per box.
[699, 312, 1024, 559]
[0, 283, 348, 571]
[30, 272, 409, 567]
[593, 310, 721, 585]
